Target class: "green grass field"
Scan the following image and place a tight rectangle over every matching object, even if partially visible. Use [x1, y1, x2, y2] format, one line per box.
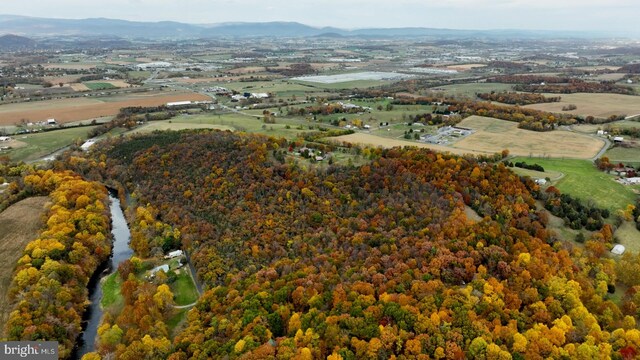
[511, 157, 638, 213]
[6, 126, 99, 162]
[605, 147, 640, 165]
[430, 83, 515, 98]
[170, 271, 199, 306]
[101, 273, 123, 309]
[615, 221, 640, 254]
[84, 82, 117, 90]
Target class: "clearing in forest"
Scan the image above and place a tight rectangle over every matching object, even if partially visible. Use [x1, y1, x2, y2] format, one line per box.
[0, 196, 48, 337]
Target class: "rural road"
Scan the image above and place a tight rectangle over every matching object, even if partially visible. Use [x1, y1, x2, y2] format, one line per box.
[591, 136, 612, 161]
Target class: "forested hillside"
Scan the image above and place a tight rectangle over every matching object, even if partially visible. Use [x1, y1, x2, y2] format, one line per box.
[70, 130, 635, 359]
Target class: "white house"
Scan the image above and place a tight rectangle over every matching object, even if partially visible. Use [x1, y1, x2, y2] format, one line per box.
[535, 178, 547, 185]
[0, 136, 11, 142]
[613, 136, 624, 143]
[47, 118, 57, 125]
[164, 250, 184, 259]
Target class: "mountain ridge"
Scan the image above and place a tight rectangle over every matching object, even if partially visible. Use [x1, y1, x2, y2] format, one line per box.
[0, 14, 618, 39]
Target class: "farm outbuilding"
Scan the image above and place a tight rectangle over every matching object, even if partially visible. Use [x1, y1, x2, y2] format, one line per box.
[164, 250, 184, 259]
[611, 244, 626, 255]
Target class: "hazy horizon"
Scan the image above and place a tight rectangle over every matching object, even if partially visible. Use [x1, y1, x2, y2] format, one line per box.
[1, 0, 639, 35]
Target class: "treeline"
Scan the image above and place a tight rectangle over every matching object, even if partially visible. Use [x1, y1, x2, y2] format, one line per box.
[394, 96, 578, 131]
[477, 91, 561, 105]
[504, 160, 545, 172]
[515, 82, 635, 95]
[542, 187, 609, 231]
[4, 170, 111, 359]
[60, 130, 637, 359]
[619, 64, 640, 74]
[603, 124, 640, 138]
[490, 75, 574, 84]
[293, 103, 367, 117]
[86, 106, 181, 138]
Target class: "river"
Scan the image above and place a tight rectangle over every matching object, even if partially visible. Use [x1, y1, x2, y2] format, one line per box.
[74, 193, 133, 359]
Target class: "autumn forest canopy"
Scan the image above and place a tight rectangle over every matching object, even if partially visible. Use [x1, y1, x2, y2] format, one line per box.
[5, 129, 618, 359]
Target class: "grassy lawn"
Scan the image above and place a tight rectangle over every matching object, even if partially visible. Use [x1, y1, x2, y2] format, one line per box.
[605, 146, 640, 166]
[101, 273, 123, 309]
[84, 82, 117, 90]
[6, 126, 99, 162]
[167, 308, 189, 338]
[170, 270, 199, 306]
[615, 221, 640, 254]
[511, 157, 638, 213]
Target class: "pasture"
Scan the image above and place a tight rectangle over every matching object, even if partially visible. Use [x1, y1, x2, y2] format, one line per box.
[605, 146, 640, 165]
[0, 196, 48, 337]
[451, 116, 604, 159]
[525, 93, 640, 118]
[5, 126, 99, 162]
[84, 82, 117, 90]
[0, 91, 210, 125]
[130, 121, 234, 134]
[510, 157, 638, 213]
[429, 83, 514, 98]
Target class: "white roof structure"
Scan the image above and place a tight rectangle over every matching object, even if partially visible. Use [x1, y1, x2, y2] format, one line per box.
[150, 264, 170, 275]
[167, 101, 192, 107]
[80, 139, 96, 151]
[611, 244, 626, 255]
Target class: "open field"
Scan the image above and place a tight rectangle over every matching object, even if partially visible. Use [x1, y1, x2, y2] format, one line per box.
[509, 166, 564, 181]
[171, 270, 199, 306]
[445, 64, 487, 71]
[605, 146, 640, 165]
[525, 93, 640, 118]
[511, 157, 638, 213]
[84, 82, 117, 90]
[292, 71, 412, 84]
[167, 113, 315, 139]
[42, 63, 99, 70]
[615, 221, 640, 254]
[0, 196, 48, 337]
[101, 273, 123, 310]
[130, 121, 234, 134]
[430, 83, 514, 98]
[70, 83, 91, 91]
[332, 132, 485, 156]
[452, 116, 603, 159]
[0, 91, 210, 125]
[6, 126, 99, 162]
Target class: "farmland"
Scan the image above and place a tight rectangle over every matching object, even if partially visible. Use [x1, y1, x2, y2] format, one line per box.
[332, 132, 486, 155]
[0, 196, 48, 337]
[525, 93, 640, 118]
[451, 116, 604, 159]
[0, 91, 210, 126]
[510, 157, 637, 213]
[4, 125, 99, 162]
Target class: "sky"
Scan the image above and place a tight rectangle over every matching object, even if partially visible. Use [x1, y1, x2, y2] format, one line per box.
[2, 0, 639, 34]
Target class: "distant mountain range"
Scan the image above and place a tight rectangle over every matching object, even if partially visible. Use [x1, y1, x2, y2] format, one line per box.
[0, 15, 615, 40]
